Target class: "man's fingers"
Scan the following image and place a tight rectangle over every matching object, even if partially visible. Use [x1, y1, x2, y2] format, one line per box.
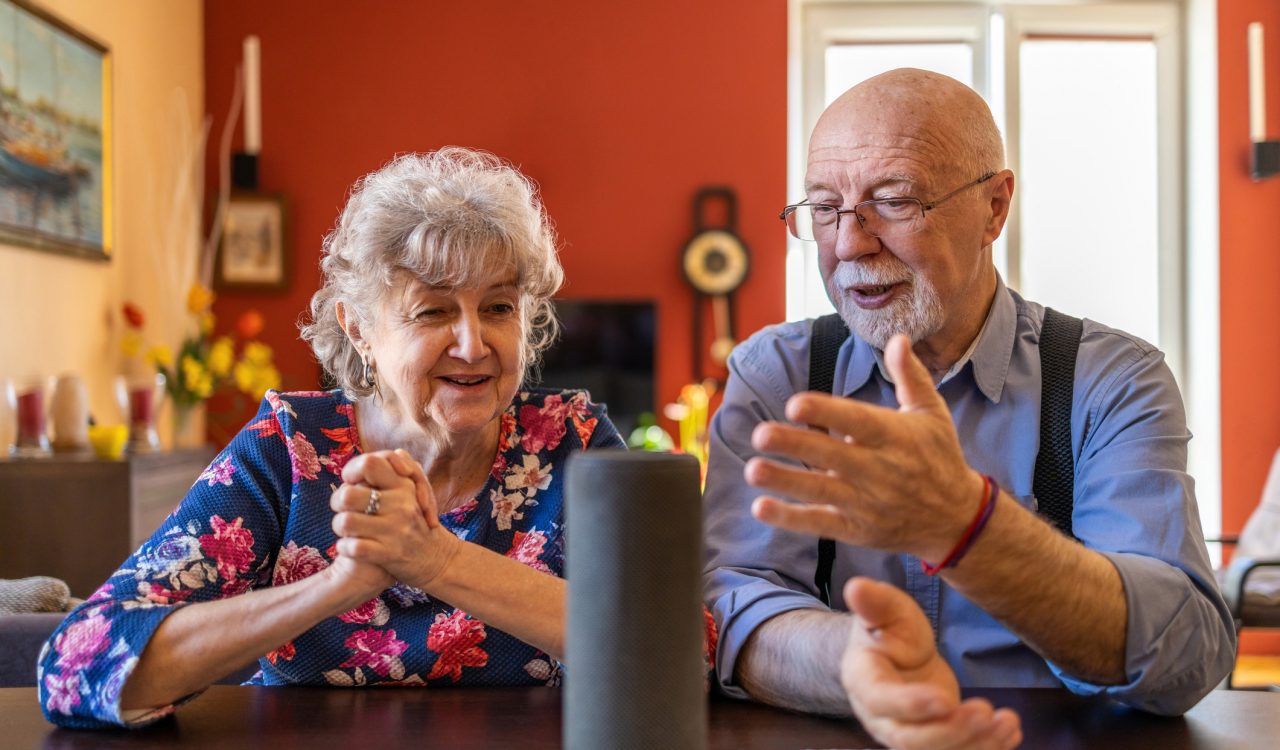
[844, 577, 918, 634]
[844, 648, 953, 720]
[884, 334, 944, 414]
[991, 707, 1023, 749]
[874, 699, 1001, 750]
[751, 421, 876, 476]
[744, 456, 859, 509]
[751, 497, 854, 539]
[784, 391, 894, 447]
[844, 577, 939, 665]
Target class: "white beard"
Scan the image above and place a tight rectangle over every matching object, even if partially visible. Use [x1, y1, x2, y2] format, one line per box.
[826, 261, 944, 350]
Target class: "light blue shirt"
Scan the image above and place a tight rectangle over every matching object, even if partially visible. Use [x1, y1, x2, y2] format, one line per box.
[702, 278, 1236, 715]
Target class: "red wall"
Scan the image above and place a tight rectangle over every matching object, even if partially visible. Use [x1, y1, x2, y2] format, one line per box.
[1220, 1, 1280, 654]
[202, 0, 787, 440]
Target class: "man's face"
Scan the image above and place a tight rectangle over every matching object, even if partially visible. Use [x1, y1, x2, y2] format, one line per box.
[805, 108, 997, 354]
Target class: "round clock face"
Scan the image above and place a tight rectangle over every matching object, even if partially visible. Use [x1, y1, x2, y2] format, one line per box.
[682, 230, 749, 295]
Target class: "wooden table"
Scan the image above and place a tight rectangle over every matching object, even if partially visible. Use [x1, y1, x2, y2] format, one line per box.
[3, 685, 1278, 749]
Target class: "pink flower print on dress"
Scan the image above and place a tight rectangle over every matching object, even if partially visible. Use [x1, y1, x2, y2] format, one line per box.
[52, 611, 110, 672]
[505, 530, 551, 574]
[338, 596, 390, 626]
[85, 583, 114, 603]
[505, 455, 553, 494]
[136, 580, 195, 606]
[490, 451, 508, 481]
[43, 671, 81, 715]
[199, 515, 256, 581]
[287, 431, 321, 482]
[265, 390, 297, 418]
[340, 628, 408, 678]
[197, 457, 237, 487]
[518, 394, 571, 453]
[426, 610, 489, 682]
[445, 497, 479, 524]
[272, 541, 330, 586]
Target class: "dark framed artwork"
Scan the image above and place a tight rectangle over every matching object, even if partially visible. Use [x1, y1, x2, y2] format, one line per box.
[215, 192, 288, 290]
[0, 0, 111, 260]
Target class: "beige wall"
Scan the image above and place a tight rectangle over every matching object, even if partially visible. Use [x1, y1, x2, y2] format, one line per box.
[0, 0, 203, 440]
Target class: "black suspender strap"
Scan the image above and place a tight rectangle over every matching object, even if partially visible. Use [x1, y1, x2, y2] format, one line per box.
[1033, 307, 1083, 540]
[805, 307, 1083, 606]
[808, 314, 849, 607]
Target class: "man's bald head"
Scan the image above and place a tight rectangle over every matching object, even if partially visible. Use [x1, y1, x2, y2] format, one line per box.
[812, 69, 1005, 182]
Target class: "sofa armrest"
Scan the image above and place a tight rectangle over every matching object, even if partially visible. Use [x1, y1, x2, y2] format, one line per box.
[0, 613, 67, 688]
[1222, 556, 1280, 620]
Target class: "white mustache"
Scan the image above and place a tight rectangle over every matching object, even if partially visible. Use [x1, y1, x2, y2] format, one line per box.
[830, 262, 911, 289]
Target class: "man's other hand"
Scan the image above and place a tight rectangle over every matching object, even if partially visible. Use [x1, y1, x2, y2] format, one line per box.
[842, 577, 1022, 750]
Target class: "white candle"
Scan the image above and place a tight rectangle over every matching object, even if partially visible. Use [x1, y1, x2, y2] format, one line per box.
[243, 35, 262, 155]
[1249, 22, 1265, 143]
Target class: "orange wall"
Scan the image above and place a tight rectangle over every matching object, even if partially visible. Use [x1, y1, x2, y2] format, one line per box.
[1220, 1, 1280, 654]
[202, 0, 786, 439]
[202, 3, 1278, 642]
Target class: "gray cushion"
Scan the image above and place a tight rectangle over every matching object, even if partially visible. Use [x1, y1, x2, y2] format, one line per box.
[0, 612, 66, 687]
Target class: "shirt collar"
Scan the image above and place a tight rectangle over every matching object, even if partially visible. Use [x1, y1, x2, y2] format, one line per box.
[836, 274, 1015, 403]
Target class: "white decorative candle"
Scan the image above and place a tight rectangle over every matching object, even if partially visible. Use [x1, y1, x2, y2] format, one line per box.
[1249, 22, 1265, 143]
[243, 35, 262, 155]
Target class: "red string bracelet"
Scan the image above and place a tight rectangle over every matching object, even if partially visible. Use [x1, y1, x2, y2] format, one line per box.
[921, 474, 999, 575]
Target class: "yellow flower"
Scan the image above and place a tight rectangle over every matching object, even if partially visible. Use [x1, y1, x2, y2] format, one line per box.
[121, 331, 142, 357]
[258, 364, 282, 393]
[181, 355, 213, 399]
[146, 345, 174, 369]
[234, 360, 281, 398]
[187, 283, 215, 315]
[233, 360, 258, 395]
[199, 311, 217, 336]
[243, 341, 274, 366]
[208, 337, 235, 377]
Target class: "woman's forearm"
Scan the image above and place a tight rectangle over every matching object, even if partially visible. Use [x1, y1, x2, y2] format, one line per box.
[426, 542, 565, 660]
[119, 565, 374, 711]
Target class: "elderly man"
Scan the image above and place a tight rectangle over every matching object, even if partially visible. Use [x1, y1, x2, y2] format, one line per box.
[702, 69, 1235, 749]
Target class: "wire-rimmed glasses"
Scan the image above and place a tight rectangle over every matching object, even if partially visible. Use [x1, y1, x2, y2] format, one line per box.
[779, 172, 997, 241]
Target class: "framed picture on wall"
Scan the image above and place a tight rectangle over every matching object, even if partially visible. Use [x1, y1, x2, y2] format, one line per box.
[215, 192, 288, 290]
[0, 0, 112, 260]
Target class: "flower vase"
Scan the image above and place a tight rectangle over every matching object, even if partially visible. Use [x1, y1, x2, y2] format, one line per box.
[172, 401, 207, 449]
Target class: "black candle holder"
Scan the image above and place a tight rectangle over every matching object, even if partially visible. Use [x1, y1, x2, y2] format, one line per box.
[1251, 141, 1280, 180]
[232, 152, 259, 191]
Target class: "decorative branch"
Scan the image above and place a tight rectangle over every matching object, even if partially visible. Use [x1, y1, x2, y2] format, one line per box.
[203, 62, 245, 287]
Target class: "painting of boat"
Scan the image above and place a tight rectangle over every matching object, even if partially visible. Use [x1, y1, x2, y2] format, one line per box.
[0, 0, 109, 259]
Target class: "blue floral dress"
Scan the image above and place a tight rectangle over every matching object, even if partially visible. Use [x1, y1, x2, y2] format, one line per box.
[38, 387, 624, 728]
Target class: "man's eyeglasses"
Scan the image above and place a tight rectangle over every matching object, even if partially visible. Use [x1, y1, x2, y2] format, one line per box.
[779, 172, 997, 242]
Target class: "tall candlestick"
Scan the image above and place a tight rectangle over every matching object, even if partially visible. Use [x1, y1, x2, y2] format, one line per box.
[243, 35, 262, 155]
[1249, 23, 1265, 143]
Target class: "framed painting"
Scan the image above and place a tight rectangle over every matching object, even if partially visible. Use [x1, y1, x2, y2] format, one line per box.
[0, 0, 111, 260]
[215, 192, 288, 290]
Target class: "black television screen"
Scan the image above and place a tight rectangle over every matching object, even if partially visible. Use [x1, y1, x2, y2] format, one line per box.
[528, 300, 656, 440]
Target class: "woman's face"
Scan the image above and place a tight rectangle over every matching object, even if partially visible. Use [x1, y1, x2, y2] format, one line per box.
[362, 274, 524, 443]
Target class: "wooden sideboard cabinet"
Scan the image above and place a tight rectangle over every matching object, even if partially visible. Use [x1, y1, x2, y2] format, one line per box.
[0, 448, 216, 597]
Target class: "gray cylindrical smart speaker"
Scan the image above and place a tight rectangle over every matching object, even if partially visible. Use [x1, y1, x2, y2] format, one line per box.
[564, 450, 706, 750]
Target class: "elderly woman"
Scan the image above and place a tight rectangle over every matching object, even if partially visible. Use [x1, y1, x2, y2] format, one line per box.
[38, 148, 625, 728]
